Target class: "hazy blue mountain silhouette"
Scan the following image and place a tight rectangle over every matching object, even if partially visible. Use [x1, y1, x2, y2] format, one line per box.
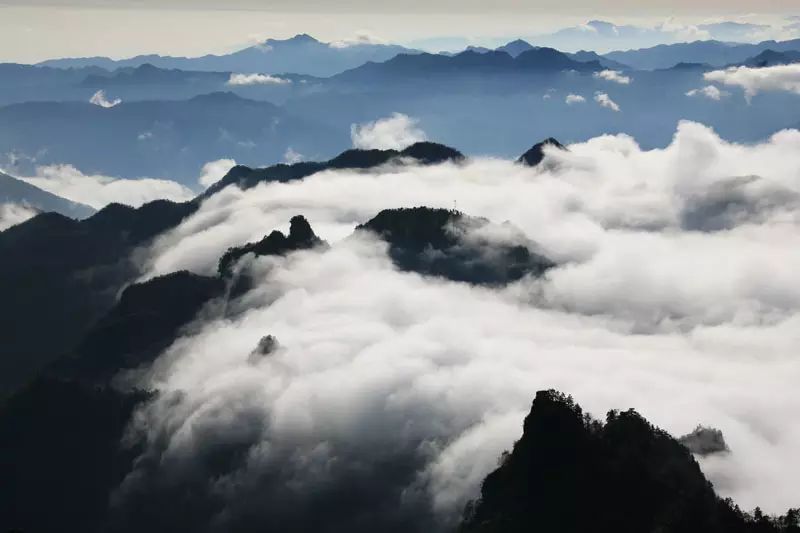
[38, 34, 420, 77]
[604, 38, 800, 70]
[0, 92, 346, 181]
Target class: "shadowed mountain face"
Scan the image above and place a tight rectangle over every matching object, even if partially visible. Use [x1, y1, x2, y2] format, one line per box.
[49, 271, 226, 384]
[0, 200, 196, 395]
[460, 390, 800, 533]
[206, 141, 464, 196]
[0, 171, 95, 219]
[38, 34, 419, 77]
[356, 207, 555, 286]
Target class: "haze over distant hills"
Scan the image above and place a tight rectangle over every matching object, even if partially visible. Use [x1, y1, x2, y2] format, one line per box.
[38, 34, 420, 77]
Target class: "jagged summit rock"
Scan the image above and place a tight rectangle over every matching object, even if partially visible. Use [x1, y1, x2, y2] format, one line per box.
[518, 137, 567, 167]
[217, 215, 324, 276]
[460, 389, 791, 533]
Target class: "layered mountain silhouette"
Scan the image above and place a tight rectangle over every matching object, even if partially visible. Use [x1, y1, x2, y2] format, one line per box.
[0, 200, 196, 394]
[0, 92, 346, 181]
[335, 48, 602, 82]
[39, 34, 420, 77]
[604, 38, 800, 70]
[460, 390, 800, 533]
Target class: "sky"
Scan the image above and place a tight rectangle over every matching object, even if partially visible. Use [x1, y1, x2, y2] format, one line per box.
[0, 1, 798, 62]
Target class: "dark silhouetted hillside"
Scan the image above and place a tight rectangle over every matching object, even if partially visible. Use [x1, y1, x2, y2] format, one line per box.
[460, 390, 800, 533]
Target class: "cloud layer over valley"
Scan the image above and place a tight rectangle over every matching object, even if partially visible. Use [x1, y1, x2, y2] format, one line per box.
[115, 120, 800, 530]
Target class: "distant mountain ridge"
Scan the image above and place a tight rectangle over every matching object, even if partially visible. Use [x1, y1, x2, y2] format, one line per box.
[604, 38, 800, 70]
[38, 34, 421, 78]
[335, 48, 603, 82]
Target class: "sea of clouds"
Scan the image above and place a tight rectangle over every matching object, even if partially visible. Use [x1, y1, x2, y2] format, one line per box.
[113, 119, 800, 530]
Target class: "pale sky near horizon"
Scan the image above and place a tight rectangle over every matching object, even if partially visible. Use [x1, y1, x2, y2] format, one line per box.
[0, 1, 798, 63]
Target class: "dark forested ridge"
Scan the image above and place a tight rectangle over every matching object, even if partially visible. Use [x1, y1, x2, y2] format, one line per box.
[460, 390, 800, 533]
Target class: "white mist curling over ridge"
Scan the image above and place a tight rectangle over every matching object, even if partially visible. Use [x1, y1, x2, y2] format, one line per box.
[132, 121, 800, 526]
[19, 164, 194, 209]
[350, 113, 427, 150]
[0, 202, 37, 231]
[705, 64, 800, 101]
[89, 89, 121, 108]
[198, 158, 237, 188]
[227, 73, 291, 86]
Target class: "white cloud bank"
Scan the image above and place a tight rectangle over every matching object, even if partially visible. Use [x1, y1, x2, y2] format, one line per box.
[594, 91, 620, 111]
[0, 202, 37, 231]
[89, 89, 121, 108]
[227, 73, 291, 86]
[594, 69, 631, 85]
[686, 85, 728, 101]
[705, 64, 800, 101]
[125, 121, 800, 529]
[350, 113, 427, 150]
[19, 165, 194, 209]
[565, 93, 586, 104]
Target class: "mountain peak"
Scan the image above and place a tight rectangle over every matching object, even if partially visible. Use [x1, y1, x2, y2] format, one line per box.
[518, 138, 566, 167]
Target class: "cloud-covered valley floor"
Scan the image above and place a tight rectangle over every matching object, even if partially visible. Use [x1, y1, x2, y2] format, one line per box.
[102, 119, 800, 528]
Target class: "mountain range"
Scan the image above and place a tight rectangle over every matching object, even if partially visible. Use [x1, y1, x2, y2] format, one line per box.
[38, 33, 420, 77]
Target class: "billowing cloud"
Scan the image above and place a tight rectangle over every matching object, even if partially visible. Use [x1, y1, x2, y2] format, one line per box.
[0, 202, 37, 231]
[350, 113, 427, 150]
[686, 85, 728, 100]
[227, 73, 291, 86]
[593, 69, 631, 84]
[19, 165, 194, 209]
[594, 91, 620, 111]
[198, 158, 237, 188]
[705, 64, 800, 101]
[565, 93, 586, 104]
[126, 121, 800, 530]
[89, 89, 121, 108]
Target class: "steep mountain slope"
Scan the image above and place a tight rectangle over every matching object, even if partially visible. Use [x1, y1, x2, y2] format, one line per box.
[0, 171, 95, 219]
[0, 200, 196, 395]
